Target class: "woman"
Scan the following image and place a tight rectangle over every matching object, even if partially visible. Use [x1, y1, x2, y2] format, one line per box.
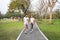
[30, 16, 35, 32]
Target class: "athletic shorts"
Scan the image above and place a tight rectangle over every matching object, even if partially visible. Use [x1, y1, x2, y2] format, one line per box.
[31, 23, 33, 29]
[24, 24, 28, 29]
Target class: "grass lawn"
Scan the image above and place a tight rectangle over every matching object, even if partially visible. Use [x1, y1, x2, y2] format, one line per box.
[37, 19, 60, 40]
[0, 20, 24, 40]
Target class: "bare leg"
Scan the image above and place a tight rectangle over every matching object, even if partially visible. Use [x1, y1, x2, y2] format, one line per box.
[24, 24, 28, 34]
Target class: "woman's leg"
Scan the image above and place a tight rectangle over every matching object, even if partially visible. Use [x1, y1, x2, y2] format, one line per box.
[31, 23, 33, 29]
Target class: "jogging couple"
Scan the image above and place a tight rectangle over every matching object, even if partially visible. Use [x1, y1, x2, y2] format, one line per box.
[23, 15, 35, 34]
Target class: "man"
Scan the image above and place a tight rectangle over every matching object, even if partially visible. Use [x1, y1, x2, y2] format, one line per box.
[23, 15, 29, 33]
[30, 16, 35, 32]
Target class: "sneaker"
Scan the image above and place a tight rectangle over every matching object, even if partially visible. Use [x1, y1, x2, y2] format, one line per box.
[30, 29, 33, 33]
[24, 31, 27, 34]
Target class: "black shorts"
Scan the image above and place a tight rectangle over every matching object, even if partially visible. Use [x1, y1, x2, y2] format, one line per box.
[31, 23, 33, 29]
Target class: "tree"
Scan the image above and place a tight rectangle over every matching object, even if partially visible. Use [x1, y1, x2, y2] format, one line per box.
[0, 12, 2, 19]
[38, 0, 57, 23]
[9, 0, 30, 15]
[48, 0, 57, 24]
[55, 9, 60, 19]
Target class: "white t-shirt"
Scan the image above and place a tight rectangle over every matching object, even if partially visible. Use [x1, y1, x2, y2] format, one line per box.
[23, 17, 29, 24]
[30, 18, 35, 23]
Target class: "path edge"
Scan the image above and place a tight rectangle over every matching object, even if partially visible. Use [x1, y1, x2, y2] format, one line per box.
[35, 23, 48, 40]
[16, 28, 24, 40]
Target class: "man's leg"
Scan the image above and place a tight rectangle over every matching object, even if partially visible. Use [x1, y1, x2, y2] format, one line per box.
[26, 24, 28, 29]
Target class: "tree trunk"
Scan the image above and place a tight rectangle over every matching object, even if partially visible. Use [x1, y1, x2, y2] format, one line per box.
[50, 7, 53, 24]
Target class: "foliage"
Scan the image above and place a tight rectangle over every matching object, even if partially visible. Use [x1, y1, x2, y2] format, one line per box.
[6, 0, 30, 18]
[55, 9, 60, 19]
[9, 0, 29, 12]
[5, 12, 21, 18]
[0, 12, 2, 19]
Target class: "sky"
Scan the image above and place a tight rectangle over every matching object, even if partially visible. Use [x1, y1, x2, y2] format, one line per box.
[0, 0, 11, 14]
[0, 0, 60, 14]
[29, 0, 60, 12]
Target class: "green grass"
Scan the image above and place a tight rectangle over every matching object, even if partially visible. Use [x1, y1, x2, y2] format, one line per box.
[0, 20, 24, 40]
[0, 19, 60, 40]
[38, 19, 60, 40]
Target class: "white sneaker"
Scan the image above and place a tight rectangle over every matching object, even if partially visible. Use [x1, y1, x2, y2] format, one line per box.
[24, 31, 27, 34]
[30, 29, 33, 33]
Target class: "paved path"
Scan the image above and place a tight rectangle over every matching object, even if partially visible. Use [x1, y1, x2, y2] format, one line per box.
[16, 23, 48, 40]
